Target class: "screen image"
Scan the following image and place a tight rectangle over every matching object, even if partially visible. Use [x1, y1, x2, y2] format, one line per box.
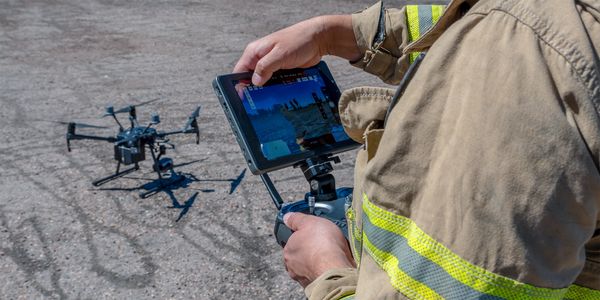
[235, 68, 350, 161]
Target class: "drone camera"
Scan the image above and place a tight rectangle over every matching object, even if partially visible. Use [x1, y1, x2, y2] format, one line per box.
[154, 157, 174, 173]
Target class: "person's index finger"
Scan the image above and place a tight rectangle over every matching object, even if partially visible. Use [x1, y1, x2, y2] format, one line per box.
[233, 54, 257, 73]
[233, 44, 260, 73]
[233, 39, 271, 73]
[234, 39, 276, 74]
[251, 47, 284, 85]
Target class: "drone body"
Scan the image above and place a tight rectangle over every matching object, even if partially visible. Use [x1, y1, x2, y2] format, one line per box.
[65, 99, 201, 198]
[113, 126, 154, 165]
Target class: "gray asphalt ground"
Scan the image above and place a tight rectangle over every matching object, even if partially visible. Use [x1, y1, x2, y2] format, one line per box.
[0, 0, 443, 299]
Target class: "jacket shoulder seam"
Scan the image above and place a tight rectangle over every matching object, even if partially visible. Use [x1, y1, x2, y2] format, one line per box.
[470, 4, 600, 115]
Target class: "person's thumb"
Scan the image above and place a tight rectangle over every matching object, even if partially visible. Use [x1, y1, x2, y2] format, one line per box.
[283, 212, 309, 231]
[252, 47, 283, 86]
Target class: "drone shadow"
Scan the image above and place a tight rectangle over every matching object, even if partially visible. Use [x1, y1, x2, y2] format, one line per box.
[97, 172, 209, 222]
[96, 168, 247, 222]
[193, 168, 246, 195]
[165, 190, 198, 222]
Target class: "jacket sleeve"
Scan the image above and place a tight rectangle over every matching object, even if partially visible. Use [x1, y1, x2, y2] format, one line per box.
[350, 1, 412, 85]
[304, 268, 358, 300]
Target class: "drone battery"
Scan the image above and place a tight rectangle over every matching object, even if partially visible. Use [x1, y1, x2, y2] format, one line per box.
[114, 144, 145, 165]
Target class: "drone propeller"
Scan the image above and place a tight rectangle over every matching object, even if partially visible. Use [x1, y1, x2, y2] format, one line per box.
[55, 121, 109, 129]
[113, 105, 134, 114]
[111, 97, 161, 115]
[32, 119, 110, 129]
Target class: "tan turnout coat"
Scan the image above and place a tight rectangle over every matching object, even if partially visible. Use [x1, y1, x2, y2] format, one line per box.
[306, 0, 600, 299]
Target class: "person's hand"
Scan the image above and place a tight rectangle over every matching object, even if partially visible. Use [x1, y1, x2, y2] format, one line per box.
[233, 15, 361, 86]
[282, 212, 356, 287]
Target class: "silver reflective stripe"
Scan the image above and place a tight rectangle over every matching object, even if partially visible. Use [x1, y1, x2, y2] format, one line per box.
[363, 212, 503, 299]
[417, 5, 434, 37]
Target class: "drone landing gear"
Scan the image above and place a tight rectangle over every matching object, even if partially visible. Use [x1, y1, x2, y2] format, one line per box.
[92, 144, 191, 198]
[92, 162, 140, 187]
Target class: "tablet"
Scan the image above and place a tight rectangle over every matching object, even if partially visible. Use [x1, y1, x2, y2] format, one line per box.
[213, 61, 359, 175]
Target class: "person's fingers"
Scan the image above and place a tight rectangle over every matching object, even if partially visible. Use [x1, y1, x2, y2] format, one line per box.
[284, 212, 311, 231]
[233, 56, 255, 74]
[252, 46, 284, 86]
[233, 43, 260, 73]
[233, 39, 270, 72]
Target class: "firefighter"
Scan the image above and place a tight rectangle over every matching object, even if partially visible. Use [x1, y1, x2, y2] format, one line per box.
[234, 1, 600, 299]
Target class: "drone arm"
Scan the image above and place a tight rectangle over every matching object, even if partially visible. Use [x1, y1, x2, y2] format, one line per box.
[159, 127, 199, 143]
[157, 106, 201, 142]
[158, 129, 184, 137]
[67, 133, 117, 151]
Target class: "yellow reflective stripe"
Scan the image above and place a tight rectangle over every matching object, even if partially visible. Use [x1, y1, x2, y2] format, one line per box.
[406, 5, 421, 43]
[363, 193, 572, 299]
[346, 208, 362, 265]
[406, 5, 446, 63]
[339, 294, 355, 300]
[363, 233, 444, 300]
[564, 284, 600, 300]
[432, 5, 444, 24]
[406, 5, 421, 63]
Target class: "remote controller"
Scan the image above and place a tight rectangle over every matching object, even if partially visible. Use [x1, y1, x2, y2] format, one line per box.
[274, 188, 353, 247]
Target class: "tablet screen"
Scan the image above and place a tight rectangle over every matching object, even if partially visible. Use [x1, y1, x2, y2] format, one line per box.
[233, 67, 350, 161]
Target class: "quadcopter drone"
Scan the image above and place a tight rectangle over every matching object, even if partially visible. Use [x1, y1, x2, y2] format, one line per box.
[65, 98, 202, 198]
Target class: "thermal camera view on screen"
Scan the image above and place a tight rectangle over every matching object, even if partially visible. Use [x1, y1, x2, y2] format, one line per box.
[235, 69, 350, 161]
